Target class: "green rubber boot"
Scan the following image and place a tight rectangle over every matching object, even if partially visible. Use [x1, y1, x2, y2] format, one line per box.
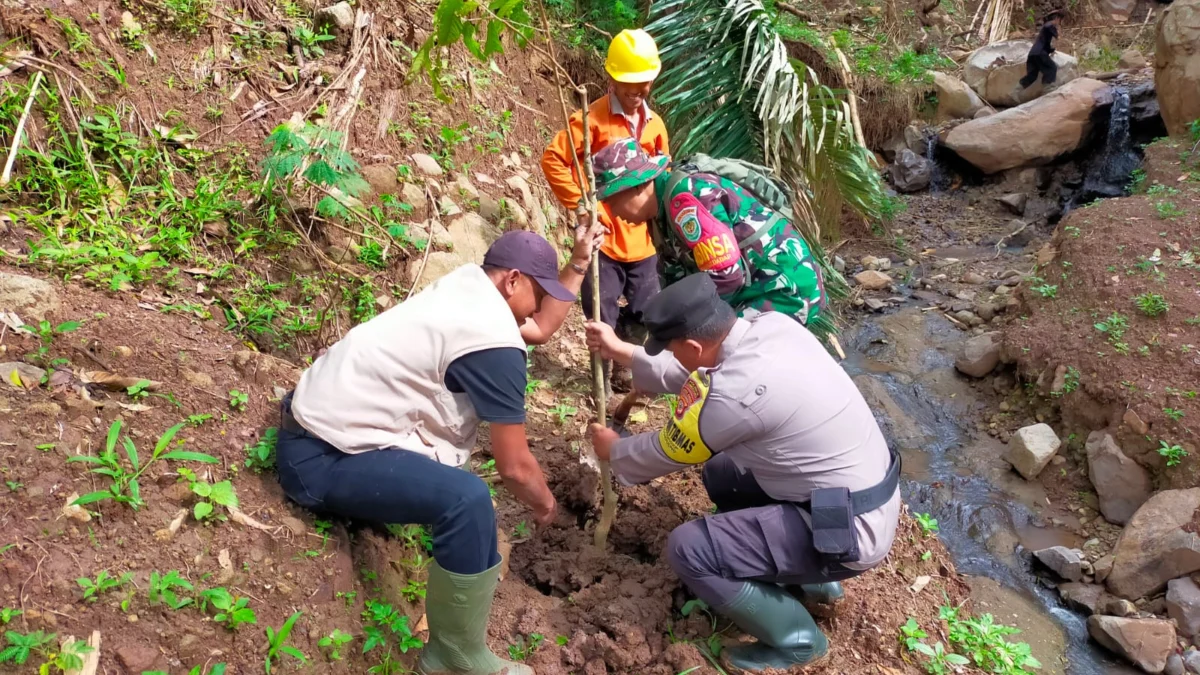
[717, 581, 829, 673]
[785, 581, 845, 618]
[417, 560, 533, 675]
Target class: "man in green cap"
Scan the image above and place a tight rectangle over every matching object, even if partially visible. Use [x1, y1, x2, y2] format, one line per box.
[588, 137, 828, 332]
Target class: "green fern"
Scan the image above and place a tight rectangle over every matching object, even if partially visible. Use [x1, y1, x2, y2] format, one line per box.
[261, 123, 369, 219]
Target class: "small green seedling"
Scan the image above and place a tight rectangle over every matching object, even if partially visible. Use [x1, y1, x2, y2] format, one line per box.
[265, 610, 306, 673]
[200, 587, 257, 630]
[362, 600, 423, 664]
[69, 421, 218, 511]
[245, 427, 278, 472]
[548, 404, 578, 424]
[5, 481, 20, 492]
[0, 608, 21, 624]
[507, 633, 544, 661]
[921, 551, 933, 561]
[145, 665, 227, 675]
[555, 635, 569, 646]
[187, 413, 213, 427]
[1164, 407, 1186, 421]
[915, 513, 940, 537]
[178, 468, 240, 520]
[1031, 284, 1058, 299]
[400, 579, 426, 602]
[318, 629, 354, 660]
[1159, 441, 1187, 467]
[900, 617, 927, 651]
[126, 379, 152, 400]
[76, 570, 132, 602]
[148, 570, 194, 610]
[229, 389, 249, 412]
[512, 521, 531, 538]
[30, 320, 81, 365]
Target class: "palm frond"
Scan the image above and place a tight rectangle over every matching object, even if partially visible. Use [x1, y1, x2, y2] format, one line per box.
[649, 0, 892, 312]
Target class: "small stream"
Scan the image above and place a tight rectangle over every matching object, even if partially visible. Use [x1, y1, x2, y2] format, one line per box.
[844, 305, 1138, 675]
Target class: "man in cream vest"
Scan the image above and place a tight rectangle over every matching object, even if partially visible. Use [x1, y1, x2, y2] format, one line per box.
[277, 228, 600, 675]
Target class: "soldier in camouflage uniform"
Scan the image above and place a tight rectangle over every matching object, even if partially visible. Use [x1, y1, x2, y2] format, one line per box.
[589, 138, 827, 329]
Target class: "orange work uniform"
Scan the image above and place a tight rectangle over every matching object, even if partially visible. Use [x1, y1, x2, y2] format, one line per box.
[542, 94, 670, 263]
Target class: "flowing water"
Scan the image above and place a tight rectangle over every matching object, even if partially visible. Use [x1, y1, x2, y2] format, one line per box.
[845, 304, 1139, 675]
[1081, 88, 1141, 202]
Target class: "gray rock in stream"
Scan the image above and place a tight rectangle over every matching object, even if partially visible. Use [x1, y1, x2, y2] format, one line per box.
[1107, 489, 1200, 600]
[1087, 615, 1176, 673]
[1168, 577, 1200, 637]
[890, 149, 931, 193]
[1005, 424, 1062, 480]
[1185, 650, 1200, 675]
[997, 193, 1028, 215]
[1167, 652, 1185, 675]
[954, 331, 1001, 377]
[1034, 546, 1086, 582]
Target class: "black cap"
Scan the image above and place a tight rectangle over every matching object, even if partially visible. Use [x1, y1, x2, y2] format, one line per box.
[642, 274, 728, 356]
[482, 231, 576, 302]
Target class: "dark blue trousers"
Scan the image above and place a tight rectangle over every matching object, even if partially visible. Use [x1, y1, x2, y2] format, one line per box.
[276, 398, 499, 575]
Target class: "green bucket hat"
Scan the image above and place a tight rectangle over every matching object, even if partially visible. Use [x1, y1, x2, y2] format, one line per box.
[592, 138, 669, 200]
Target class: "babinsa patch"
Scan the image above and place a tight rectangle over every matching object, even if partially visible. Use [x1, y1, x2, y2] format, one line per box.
[674, 205, 702, 243]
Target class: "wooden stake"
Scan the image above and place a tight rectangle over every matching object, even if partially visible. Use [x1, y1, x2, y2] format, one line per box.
[0, 71, 42, 187]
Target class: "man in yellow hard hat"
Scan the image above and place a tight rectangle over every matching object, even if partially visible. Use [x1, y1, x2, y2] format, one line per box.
[540, 28, 670, 396]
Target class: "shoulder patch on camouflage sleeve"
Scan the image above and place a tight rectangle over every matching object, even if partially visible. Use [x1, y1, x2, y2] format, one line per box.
[658, 371, 715, 464]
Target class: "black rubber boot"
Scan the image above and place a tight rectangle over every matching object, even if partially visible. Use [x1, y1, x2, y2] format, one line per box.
[717, 581, 829, 673]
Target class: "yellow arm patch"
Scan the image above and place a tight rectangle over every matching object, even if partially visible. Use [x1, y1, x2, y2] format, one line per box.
[658, 371, 715, 465]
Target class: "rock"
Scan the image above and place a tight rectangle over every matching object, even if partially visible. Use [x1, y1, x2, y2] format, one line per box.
[1087, 616, 1175, 673]
[997, 193, 1028, 215]
[964, 40, 1080, 107]
[890, 149, 932, 193]
[399, 182, 428, 212]
[1119, 48, 1148, 70]
[944, 79, 1110, 174]
[1004, 423, 1061, 480]
[181, 368, 214, 389]
[833, 255, 846, 273]
[1060, 582, 1111, 613]
[955, 332, 1001, 378]
[1102, 596, 1139, 617]
[1124, 408, 1150, 436]
[0, 272, 60, 321]
[1169, 578, 1200, 637]
[407, 213, 500, 292]
[1185, 650, 1200, 674]
[360, 164, 397, 197]
[439, 195, 462, 217]
[1094, 555, 1115, 583]
[121, 11, 142, 34]
[0, 362, 46, 389]
[1035, 546, 1086, 582]
[854, 270, 893, 290]
[411, 153, 444, 177]
[903, 123, 931, 154]
[973, 107, 996, 119]
[478, 193, 501, 222]
[280, 516, 307, 537]
[1168, 652, 1185, 675]
[975, 302, 997, 322]
[1086, 431, 1152, 525]
[1107, 489, 1200, 600]
[864, 298, 887, 311]
[452, 173, 479, 199]
[861, 255, 892, 271]
[116, 644, 164, 673]
[314, 2, 355, 43]
[1156, 0, 1200, 139]
[1102, 0, 1138, 21]
[961, 271, 987, 285]
[932, 71, 988, 119]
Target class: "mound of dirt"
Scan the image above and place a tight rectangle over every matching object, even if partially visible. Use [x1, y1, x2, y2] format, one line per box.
[1002, 140, 1200, 488]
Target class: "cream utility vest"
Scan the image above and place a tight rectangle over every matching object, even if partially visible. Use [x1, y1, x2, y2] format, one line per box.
[291, 265, 525, 467]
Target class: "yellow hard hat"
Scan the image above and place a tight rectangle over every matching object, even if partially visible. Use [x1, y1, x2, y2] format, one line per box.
[605, 29, 662, 84]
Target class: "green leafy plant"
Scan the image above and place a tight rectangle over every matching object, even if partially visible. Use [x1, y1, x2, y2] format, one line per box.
[30, 319, 81, 366]
[1134, 293, 1169, 317]
[1158, 441, 1187, 467]
[187, 413, 213, 427]
[161, 0, 211, 35]
[915, 513, 939, 536]
[76, 570, 132, 602]
[1154, 201, 1186, 219]
[411, 0, 534, 100]
[0, 608, 21, 625]
[0, 630, 56, 666]
[229, 389, 250, 411]
[245, 427, 279, 472]
[400, 579, 426, 602]
[261, 122, 369, 220]
[507, 633, 544, 661]
[265, 611, 306, 673]
[555, 635, 569, 646]
[148, 570, 194, 610]
[362, 600, 422, 673]
[548, 404, 578, 424]
[1093, 311, 1128, 344]
[145, 665, 227, 675]
[200, 587, 258, 630]
[5, 481, 20, 492]
[1054, 366, 1080, 397]
[1031, 284, 1058, 299]
[900, 617, 928, 651]
[178, 468, 239, 520]
[940, 605, 1041, 674]
[48, 12, 95, 53]
[126, 379, 152, 400]
[69, 421, 218, 510]
[319, 628, 354, 660]
[1164, 407, 1185, 421]
[512, 521, 531, 538]
[292, 25, 335, 58]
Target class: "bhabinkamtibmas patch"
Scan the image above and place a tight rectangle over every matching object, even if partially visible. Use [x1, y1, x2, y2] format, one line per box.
[659, 371, 714, 464]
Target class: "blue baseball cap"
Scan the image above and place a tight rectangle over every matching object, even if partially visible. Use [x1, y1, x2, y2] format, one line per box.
[483, 231, 575, 302]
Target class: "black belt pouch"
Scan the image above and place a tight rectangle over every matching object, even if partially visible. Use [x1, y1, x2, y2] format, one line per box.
[810, 487, 861, 564]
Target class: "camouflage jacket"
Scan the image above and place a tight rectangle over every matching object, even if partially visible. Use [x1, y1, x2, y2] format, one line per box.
[651, 169, 826, 326]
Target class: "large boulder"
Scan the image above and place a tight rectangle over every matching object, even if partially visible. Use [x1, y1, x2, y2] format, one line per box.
[0, 272, 60, 321]
[1086, 431, 1152, 525]
[932, 71, 988, 119]
[1004, 423, 1061, 480]
[944, 78, 1110, 174]
[890, 149, 931, 193]
[1155, 0, 1200, 139]
[1087, 616, 1175, 672]
[1107, 489, 1200, 600]
[963, 41, 1079, 107]
[1101, 0, 1137, 21]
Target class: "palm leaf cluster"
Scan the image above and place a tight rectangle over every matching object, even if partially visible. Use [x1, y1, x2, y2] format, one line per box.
[648, 0, 892, 326]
